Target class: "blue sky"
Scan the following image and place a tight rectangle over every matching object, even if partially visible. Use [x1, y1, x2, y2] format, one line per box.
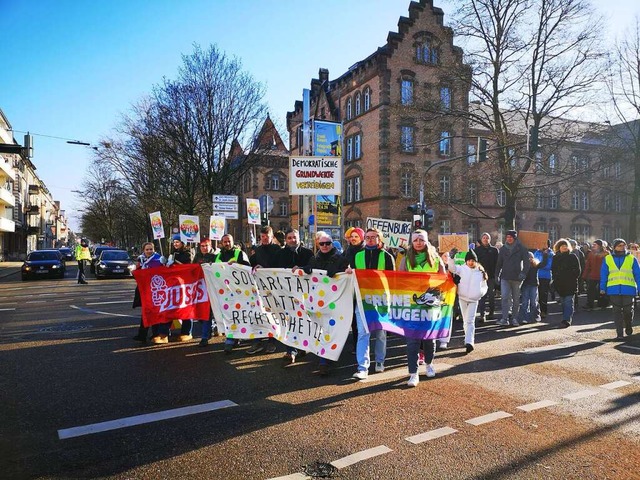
[2, 0, 638, 231]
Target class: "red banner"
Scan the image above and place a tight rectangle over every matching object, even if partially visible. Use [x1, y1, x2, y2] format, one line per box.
[133, 264, 211, 327]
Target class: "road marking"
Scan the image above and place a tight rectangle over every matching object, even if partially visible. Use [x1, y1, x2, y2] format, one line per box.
[522, 341, 583, 354]
[599, 380, 632, 390]
[562, 389, 599, 401]
[268, 474, 310, 480]
[0, 307, 16, 311]
[517, 400, 559, 412]
[26, 300, 47, 304]
[465, 411, 513, 426]
[86, 300, 131, 305]
[58, 400, 238, 439]
[330, 445, 392, 469]
[406, 426, 458, 444]
[69, 305, 137, 318]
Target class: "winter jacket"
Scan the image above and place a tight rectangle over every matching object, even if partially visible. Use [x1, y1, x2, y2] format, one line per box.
[600, 251, 640, 297]
[250, 243, 282, 267]
[447, 258, 488, 302]
[475, 244, 499, 278]
[496, 240, 530, 281]
[344, 242, 364, 268]
[534, 248, 553, 280]
[522, 262, 539, 287]
[582, 250, 608, 281]
[304, 248, 350, 277]
[277, 244, 314, 268]
[551, 251, 581, 296]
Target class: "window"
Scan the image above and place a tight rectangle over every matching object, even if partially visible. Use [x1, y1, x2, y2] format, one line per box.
[534, 152, 543, 173]
[278, 199, 288, 216]
[417, 39, 439, 64]
[346, 98, 352, 120]
[440, 174, 451, 200]
[614, 162, 622, 178]
[467, 144, 476, 165]
[439, 219, 451, 234]
[266, 172, 283, 191]
[401, 126, 415, 153]
[572, 190, 589, 210]
[549, 225, 559, 244]
[496, 188, 506, 207]
[602, 225, 611, 241]
[508, 148, 517, 168]
[439, 131, 451, 156]
[355, 93, 362, 116]
[440, 86, 451, 111]
[477, 139, 488, 162]
[468, 182, 477, 205]
[346, 137, 353, 162]
[354, 176, 362, 201]
[401, 170, 412, 197]
[354, 134, 361, 159]
[401, 79, 414, 105]
[535, 188, 545, 209]
[345, 179, 353, 203]
[604, 191, 612, 211]
[571, 155, 589, 173]
[549, 188, 558, 210]
[571, 225, 590, 243]
[614, 193, 622, 212]
[548, 154, 556, 174]
[467, 223, 479, 244]
[364, 88, 371, 111]
[243, 172, 251, 193]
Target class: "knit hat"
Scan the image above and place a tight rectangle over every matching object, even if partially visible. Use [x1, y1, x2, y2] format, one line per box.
[593, 239, 604, 248]
[172, 234, 182, 242]
[465, 250, 478, 262]
[612, 238, 627, 249]
[505, 230, 517, 239]
[351, 227, 365, 242]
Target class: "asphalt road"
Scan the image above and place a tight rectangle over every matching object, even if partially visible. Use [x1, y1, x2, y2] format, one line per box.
[1, 265, 639, 480]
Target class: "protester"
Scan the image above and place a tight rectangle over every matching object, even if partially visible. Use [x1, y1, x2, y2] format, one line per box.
[352, 228, 395, 380]
[192, 238, 217, 346]
[475, 232, 499, 322]
[518, 252, 540, 324]
[132, 242, 164, 342]
[75, 238, 91, 285]
[343, 226, 365, 353]
[300, 231, 351, 376]
[447, 248, 488, 355]
[551, 238, 581, 328]
[599, 238, 640, 340]
[534, 240, 554, 318]
[396, 230, 444, 387]
[582, 239, 608, 311]
[495, 230, 530, 326]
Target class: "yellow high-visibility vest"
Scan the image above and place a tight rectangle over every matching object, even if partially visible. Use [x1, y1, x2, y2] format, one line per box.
[605, 254, 636, 288]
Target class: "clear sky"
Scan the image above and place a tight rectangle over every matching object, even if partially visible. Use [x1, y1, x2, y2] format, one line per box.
[2, 0, 638, 231]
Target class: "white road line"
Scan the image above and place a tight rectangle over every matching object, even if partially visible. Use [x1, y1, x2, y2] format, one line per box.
[562, 389, 600, 401]
[267, 474, 310, 480]
[517, 400, 559, 412]
[86, 300, 131, 305]
[599, 380, 632, 390]
[522, 341, 583, 354]
[406, 426, 458, 444]
[26, 300, 47, 304]
[69, 305, 137, 318]
[330, 445, 393, 469]
[465, 411, 513, 426]
[0, 308, 16, 311]
[58, 400, 238, 440]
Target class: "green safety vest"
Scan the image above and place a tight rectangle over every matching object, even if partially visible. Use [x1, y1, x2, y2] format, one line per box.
[454, 251, 467, 266]
[407, 256, 440, 273]
[605, 254, 636, 288]
[355, 250, 386, 270]
[214, 248, 241, 263]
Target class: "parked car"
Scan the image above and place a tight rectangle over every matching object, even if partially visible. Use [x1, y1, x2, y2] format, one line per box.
[94, 249, 135, 279]
[58, 247, 74, 261]
[90, 246, 120, 273]
[22, 250, 66, 281]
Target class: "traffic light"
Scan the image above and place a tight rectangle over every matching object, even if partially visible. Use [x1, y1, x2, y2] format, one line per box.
[424, 208, 435, 231]
[407, 203, 421, 215]
[408, 203, 423, 230]
[260, 212, 269, 227]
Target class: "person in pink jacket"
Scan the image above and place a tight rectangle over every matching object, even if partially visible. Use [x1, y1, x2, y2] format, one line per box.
[447, 249, 488, 353]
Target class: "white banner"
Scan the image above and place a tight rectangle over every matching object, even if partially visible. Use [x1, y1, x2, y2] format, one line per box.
[149, 211, 165, 239]
[366, 217, 412, 248]
[178, 215, 200, 244]
[202, 263, 355, 361]
[289, 156, 342, 195]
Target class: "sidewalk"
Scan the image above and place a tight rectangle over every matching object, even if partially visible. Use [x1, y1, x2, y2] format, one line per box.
[0, 262, 23, 279]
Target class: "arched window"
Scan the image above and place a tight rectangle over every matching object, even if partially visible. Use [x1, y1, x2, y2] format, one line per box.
[401, 169, 412, 197]
[440, 174, 451, 200]
[355, 92, 361, 116]
[416, 38, 439, 64]
[346, 98, 352, 120]
[496, 188, 506, 207]
[364, 88, 371, 111]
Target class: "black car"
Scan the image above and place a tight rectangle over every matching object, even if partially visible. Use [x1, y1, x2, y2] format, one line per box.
[22, 250, 66, 281]
[58, 247, 74, 261]
[94, 249, 135, 279]
[90, 246, 120, 273]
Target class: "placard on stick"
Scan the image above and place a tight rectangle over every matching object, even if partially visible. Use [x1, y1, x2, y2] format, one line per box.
[438, 233, 469, 253]
[518, 230, 549, 250]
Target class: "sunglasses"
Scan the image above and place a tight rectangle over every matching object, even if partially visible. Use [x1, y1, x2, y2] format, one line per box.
[318, 241, 332, 246]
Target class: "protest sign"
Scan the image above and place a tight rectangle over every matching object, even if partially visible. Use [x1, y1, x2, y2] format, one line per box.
[518, 230, 549, 250]
[178, 215, 200, 244]
[289, 156, 342, 195]
[438, 233, 469, 253]
[209, 215, 226, 241]
[246, 198, 261, 225]
[354, 269, 455, 340]
[149, 211, 165, 239]
[202, 263, 355, 360]
[366, 217, 412, 248]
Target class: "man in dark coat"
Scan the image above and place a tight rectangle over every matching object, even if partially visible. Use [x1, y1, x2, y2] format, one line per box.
[495, 230, 530, 327]
[475, 232, 499, 322]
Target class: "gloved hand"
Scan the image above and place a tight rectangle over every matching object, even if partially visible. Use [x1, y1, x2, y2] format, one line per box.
[449, 247, 458, 258]
[166, 254, 175, 267]
[302, 265, 313, 274]
[159, 256, 167, 265]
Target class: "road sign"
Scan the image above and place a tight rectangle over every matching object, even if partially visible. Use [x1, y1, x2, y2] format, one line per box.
[259, 194, 274, 213]
[212, 195, 238, 203]
[213, 203, 239, 212]
[210, 211, 239, 220]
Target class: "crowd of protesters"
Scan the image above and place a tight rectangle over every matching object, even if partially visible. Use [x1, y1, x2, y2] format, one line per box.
[131, 226, 640, 387]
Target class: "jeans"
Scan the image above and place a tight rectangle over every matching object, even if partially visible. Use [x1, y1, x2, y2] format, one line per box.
[610, 295, 634, 337]
[355, 308, 386, 371]
[538, 278, 551, 315]
[459, 299, 479, 345]
[559, 295, 574, 324]
[518, 285, 539, 323]
[180, 320, 193, 336]
[407, 338, 435, 374]
[77, 259, 87, 283]
[478, 277, 496, 317]
[501, 279, 522, 322]
[201, 319, 213, 340]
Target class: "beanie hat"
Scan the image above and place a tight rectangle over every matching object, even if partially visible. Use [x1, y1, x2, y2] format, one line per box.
[172, 233, 182, 241]
[344, 227, 355, 239]
[352, 227, 365, 242]
[506, 230, 517, 239]
[593, 239, 604, 248]
[465, 250, 478, 262]
[612, 238, 627, 249]
[481, 232, 491, 240]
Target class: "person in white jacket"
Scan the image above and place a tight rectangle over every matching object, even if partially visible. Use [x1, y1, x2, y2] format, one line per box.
[448, 248, 488, 353]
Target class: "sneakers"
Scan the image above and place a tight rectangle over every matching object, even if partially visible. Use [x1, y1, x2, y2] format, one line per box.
[374, 362, 385, 373]
[407, 374, 419, 387]
[198, 338, 209, 347]
[625, 325, 633, 336]
[283, 353, 296, 365]
[151, 335, 168, 344]
[438, 342, 448, 350]
[559, 320, 571, 329]
[478, 315, 486, 323]
[224, 343, 233, 354]
[264, 342, 277, 354]
[418, 350, 425, 365]
[520, 318, 529, 324]
[179, 334, 193, 342]
[465, 343, 474, 354]
[426, 364, 436, 378]
[318, 364, 329, 377]
[246, 342, 265, 355]
[352, 370, 368, 380]
[510, 319, 520, 326]
[496, 319, 509, 326]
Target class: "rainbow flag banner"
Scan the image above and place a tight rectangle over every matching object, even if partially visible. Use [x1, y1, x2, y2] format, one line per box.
[354, 270, 456, 340]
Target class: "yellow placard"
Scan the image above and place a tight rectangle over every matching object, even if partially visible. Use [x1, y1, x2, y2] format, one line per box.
[438, 234, 469, 253]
